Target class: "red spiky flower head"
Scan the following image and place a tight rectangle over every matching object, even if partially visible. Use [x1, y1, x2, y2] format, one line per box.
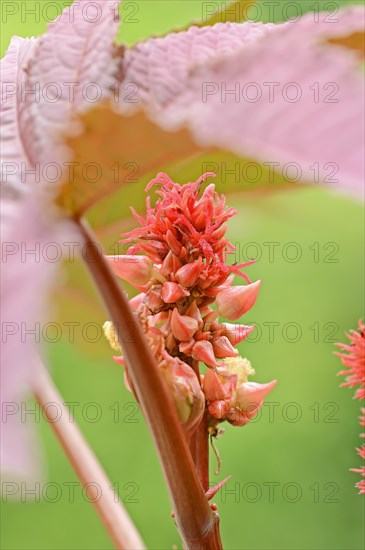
[104, 173, 276, 436]
[337, 320, 365, 400]
[337, 320, 365, 494]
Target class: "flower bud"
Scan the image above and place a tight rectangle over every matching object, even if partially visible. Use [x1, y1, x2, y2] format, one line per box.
[192, 341, 217, 366]
[113, 355, 125, 366]
[205, 475, 231, 502]
[160, 356, 205, 436]
[179, 339, 195, 355]
[196, 183, 215, 210]
[159, 251, 184, 279]
[139, 242, 165, 263]
[235, 380, 277, 415]
[216, 280, 261, 320]
[148, 289, 164, 312]
[194, 331, 210, 342]
[203, 355, 276, 427]
[162, 282, 189, 303]
[106, 255, 153, 288]
[129, 292, 146, 311]
[165, 229, 182, 256]
[171, 308, 199, 341]
[212, 336, 238, 358]
[226, 409, 249, 427]
[220, 357, 255, 385]
[208, 400, 229, 419]
[204, 286, 223, 297]
[191, 209, 207, 230]
[220, 323, 255, 345]
[203, 310, 219, 331]
[211, 225, 227, 240]
[175, 258, 203, 287]
[203, 369, 229, 401]
[159, 251, 174, 278]
[185, 301, 203, 329]
[103, 321, 120, 351]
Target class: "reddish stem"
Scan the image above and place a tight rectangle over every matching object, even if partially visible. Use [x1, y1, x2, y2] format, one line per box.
[32, 360, 145, 550]
[188, 360, 210, 492]
[78, 220, 223, 550]
[189, 411, 210, 492]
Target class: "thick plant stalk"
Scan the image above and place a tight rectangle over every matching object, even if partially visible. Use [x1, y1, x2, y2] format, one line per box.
[188, 360, 210, 492]
[78, 219, 223, 550]
[189, 411, 210, 493]
[32, 360, 145, 550]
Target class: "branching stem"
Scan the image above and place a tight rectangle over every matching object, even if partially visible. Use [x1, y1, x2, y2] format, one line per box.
[32, 360, 145, 550]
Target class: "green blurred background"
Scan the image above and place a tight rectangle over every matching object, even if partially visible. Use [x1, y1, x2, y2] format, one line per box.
[1, 1, 364, 549]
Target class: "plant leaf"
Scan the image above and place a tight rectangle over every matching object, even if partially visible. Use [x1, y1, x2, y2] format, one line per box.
[119, 20, 273, 111]
[59, 5, 364, 218]
[58, 104, 203, 216]
[0, 37, 37, 194]
[118, 6, 365, 198]
[1, 0, 121, 192]
[27, 0, 121, 168]
[0, 196, 71, 479]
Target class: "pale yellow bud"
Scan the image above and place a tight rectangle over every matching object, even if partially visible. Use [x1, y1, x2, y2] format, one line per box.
[220, 357, 255, 385]
[103, 321, 121, 351]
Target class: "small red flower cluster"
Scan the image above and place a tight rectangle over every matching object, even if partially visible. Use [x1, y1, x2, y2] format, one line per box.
[105, 173, 276, 433]
[337, 320, 365, 494]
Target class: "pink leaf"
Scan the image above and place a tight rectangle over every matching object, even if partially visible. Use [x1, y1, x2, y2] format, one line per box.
[27, 0, 121, 168]
[185, 10, 365, 198]
[119, 21, 274, 112]
[1, 1, 121, 191]
[119, 7, 365, 198]
[0, 37, 37, 193]
[0, 197, 77, 478]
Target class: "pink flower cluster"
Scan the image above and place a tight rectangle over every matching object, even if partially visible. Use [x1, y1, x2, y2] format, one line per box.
[104, 173, 276, 434]
[337, 320, 365, 494]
